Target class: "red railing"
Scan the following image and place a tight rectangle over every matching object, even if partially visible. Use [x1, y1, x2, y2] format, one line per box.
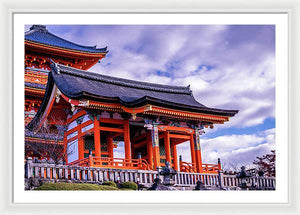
[202, 163, 221, 173]
[69, 156, 152, 170]
[180, 161, 221, 173]
[180, 161, 197, 173]
[68, 158, 89, 166]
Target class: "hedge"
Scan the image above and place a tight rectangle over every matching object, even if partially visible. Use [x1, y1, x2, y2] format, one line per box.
[35, 182, 119, 191]
[101, 181, 117, 188]
[121, 181, 138, 190]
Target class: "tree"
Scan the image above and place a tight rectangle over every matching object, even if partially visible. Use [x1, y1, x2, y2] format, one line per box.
[253, 150, 275, 177]
[222, 161, 240, 174]
[25, 118, 73, 164]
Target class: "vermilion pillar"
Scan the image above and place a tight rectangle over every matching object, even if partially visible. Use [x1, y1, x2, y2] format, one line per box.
[172, 142, 178, 171]
[94, 117, 101, 157]
[78, 124, 84, 160]
[108, 135, 114, 158]
[151, 123, 160, 170]
[189, 134, 196, 165]
[164, 131, 171, 166]
[146, 132, 154, 168]
[194, 128, 203, 173]
[64, 132, 68, 164]
[124, 120, 131, 160]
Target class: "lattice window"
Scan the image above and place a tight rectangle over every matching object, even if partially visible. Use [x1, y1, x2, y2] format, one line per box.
[84, 135, 95, 150]
[100, 135, 108, 152]
[159, 140, 166, 156]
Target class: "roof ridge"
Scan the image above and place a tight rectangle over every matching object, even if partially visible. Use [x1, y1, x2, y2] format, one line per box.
[50, 62, 192, 95]
[45, 30, 106, 50]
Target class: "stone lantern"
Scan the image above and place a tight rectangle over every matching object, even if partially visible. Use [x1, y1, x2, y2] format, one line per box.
[148, 161, 177, 190]
[236, 166, 251, 190]
[160, 161, 177, 186]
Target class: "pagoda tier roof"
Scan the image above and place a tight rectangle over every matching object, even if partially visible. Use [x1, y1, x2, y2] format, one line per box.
[25, 25, 108, 54]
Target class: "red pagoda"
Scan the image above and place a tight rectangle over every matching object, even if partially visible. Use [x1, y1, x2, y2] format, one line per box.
[25, 25, 107, 159]
[25, 25, 238, 174]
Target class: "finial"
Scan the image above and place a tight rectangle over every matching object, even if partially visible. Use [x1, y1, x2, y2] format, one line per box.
[29, 25, 48, 33]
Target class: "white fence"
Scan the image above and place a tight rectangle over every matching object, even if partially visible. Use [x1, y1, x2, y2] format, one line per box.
[25, 159, 276, 190]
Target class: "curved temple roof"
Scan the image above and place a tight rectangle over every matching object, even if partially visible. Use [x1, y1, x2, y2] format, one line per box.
[27, 62, 239, 130]
[25, 25, 108, 54]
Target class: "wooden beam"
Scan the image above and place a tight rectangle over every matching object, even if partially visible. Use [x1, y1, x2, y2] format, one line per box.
[133, 140, 146, 149]
[169, 134, 191, 140]
[158, 125, 194, 134]
[132, 133, 147, 143]
[99, 127, 124, 133]
[66, 110, 86, 124]
[110, 132, 122, 139]
[172, 139, 189, 145]
[100, 118, 125, 125]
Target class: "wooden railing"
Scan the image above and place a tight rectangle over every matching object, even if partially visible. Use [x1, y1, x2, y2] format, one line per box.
[25, 158, 276, 190]
[68, 156, 152, 170]
[179, 161, 197, 173]
[202, 163, 221, 173]
[179, 161, 221, 174]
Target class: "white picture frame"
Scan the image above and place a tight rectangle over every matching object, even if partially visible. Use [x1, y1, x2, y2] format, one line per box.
[1, 0, 299, 214]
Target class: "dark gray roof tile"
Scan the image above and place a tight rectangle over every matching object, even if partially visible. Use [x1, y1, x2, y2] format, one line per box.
[25, 25, 108, 54]
[50, 62, 238, 116]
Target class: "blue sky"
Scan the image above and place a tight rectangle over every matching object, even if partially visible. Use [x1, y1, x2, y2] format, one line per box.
[25, 25, 275, 170]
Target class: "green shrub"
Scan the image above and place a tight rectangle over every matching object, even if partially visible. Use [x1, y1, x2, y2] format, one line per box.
[34, 182, 119, 191]
[121, 181, 138, 190]
[102, 181, 117, 188]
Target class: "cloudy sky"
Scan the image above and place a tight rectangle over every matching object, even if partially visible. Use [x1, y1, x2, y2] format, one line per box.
[25, 25, 275, 170]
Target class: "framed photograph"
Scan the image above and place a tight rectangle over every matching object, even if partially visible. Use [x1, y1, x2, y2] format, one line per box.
[14, 12, 287, 202]
[1, 0, 299, 214]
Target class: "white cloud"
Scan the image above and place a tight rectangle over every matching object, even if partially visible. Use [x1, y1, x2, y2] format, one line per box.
[176, 128, 275, 168]
[44, 25, 275, 129]
[38, 25, 276, 167]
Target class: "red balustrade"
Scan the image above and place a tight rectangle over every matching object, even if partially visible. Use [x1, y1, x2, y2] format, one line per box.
[179, 161, 197, 173]
[180, 161, 221, 173]
[201, 163, 221, 173]
[69, 156, 152, 170]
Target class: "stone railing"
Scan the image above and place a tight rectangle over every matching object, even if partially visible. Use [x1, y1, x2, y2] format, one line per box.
[25, 159, 276, 190]
[222, 174, 276, 190]
[175, 172, 220, 187]
[25, 159, 158, 187]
